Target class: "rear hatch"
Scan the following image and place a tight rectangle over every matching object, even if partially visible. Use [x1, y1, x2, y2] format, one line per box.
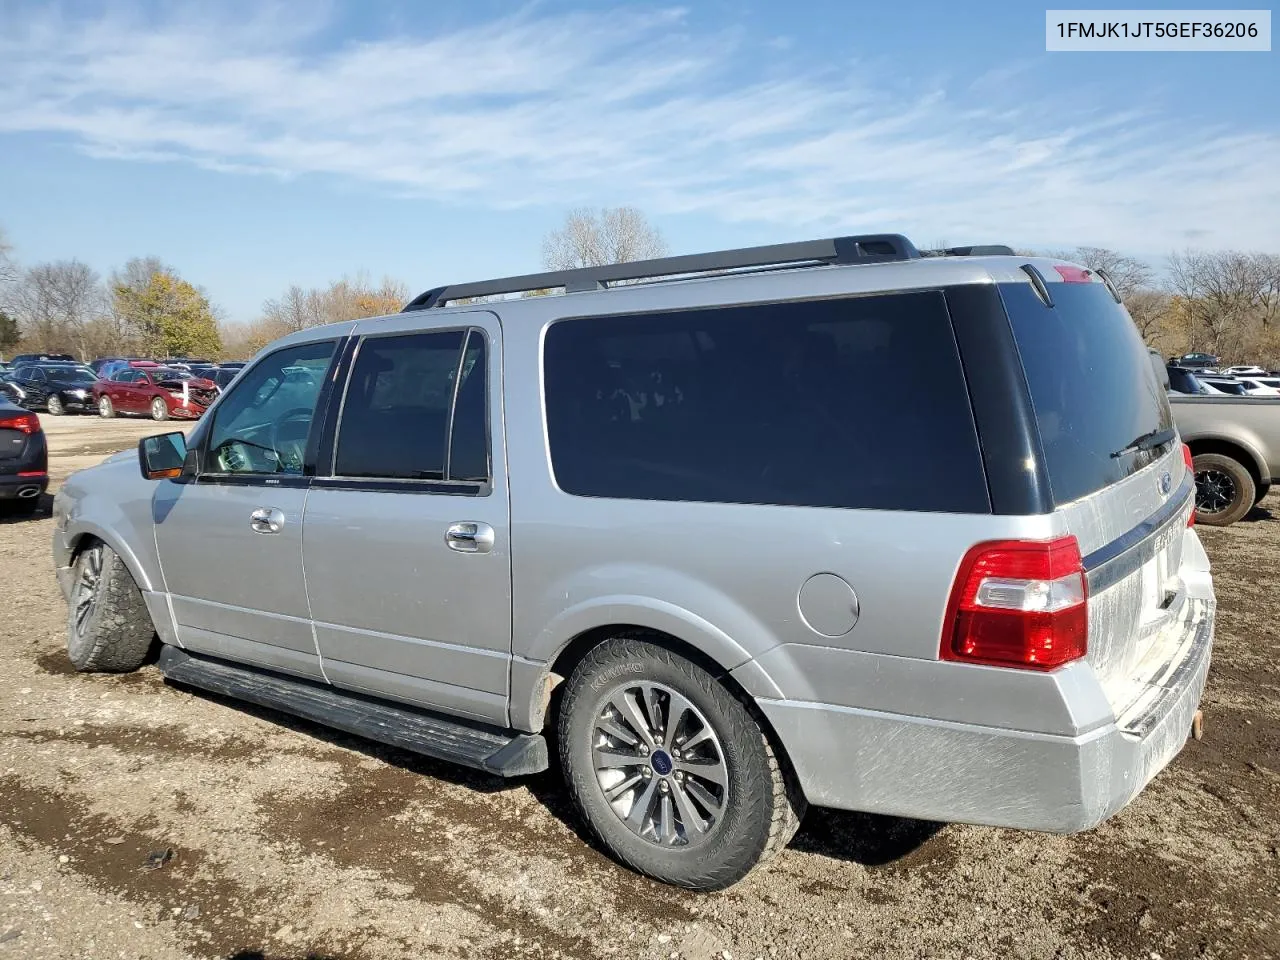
[1000, 277, 1196, 716]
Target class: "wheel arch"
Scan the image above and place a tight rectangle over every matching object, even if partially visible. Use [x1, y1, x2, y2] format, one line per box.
[1185, 437, 1266, 493]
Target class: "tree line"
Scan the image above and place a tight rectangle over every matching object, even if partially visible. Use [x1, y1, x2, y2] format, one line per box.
[5, 213, 1278, 367]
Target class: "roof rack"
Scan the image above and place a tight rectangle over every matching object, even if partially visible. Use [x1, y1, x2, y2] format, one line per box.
[921, 245, 1016, 257]
[402, 233, 921, 311]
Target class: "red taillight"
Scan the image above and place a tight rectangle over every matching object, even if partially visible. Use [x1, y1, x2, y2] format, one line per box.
[1053, 265, 1093, 284]
[0, 412, 40, 435]
[941, 536, 1088, 670]
[17, 471, 46, 477]
[1183, 443, 1196, 526]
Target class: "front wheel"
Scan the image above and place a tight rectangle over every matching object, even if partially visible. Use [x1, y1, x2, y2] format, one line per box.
[558, 637, 805, 890]
[46, 394, 65, 416]
[97, 396, 115, 418]
[66, 541, 156, 672]
[150, 396, 169, 421]
[1193, 452, 1255, 526]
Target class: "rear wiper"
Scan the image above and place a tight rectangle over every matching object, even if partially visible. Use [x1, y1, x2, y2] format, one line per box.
[1110, 426, 1177, 459]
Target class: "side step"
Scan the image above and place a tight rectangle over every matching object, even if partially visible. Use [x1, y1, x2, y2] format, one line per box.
[158, 646, 548, 777]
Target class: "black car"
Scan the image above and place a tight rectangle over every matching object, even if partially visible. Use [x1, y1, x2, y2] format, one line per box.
[0, 396, 48, 514]
[5, 362, 99, 415]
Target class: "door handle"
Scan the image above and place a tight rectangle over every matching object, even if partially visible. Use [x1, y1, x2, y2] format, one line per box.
[249, 507, 285, 534]
[445, 521, 495, 554]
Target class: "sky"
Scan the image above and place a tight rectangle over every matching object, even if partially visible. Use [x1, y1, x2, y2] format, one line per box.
[1, 0, 1277, 324]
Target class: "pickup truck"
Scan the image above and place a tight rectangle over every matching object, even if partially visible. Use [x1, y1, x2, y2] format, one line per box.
[1169, 394, 1280, 525]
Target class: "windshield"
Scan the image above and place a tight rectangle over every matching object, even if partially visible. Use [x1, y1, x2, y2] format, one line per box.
[46, 366, 97, 384]
[1001, 281, 1174, 506]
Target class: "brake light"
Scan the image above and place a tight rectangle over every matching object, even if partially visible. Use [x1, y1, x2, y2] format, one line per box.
[1183, 443, 1196, 526]
[941, 536, 1087, 670]
[0, 411, 40, 435]
[1053, 265, 1092, 284]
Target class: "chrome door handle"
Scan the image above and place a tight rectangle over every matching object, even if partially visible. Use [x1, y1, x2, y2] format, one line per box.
[445, 521, 495, 553]
[249, 507, 285, 534]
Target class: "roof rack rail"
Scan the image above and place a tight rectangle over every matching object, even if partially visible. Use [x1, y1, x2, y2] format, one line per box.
[921, 244, 1017, 257]
[402, 233, 921, 311]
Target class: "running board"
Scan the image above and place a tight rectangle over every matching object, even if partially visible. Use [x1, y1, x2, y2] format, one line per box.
[158, 646, 548, 777]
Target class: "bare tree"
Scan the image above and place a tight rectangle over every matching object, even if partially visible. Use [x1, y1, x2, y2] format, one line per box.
[9, 260, 106, 358]
[1125, 289, 1173, 343]
[1167, 250, 1278, 359]
[541, 207, 669, 271]
[0, 225, 18, 285]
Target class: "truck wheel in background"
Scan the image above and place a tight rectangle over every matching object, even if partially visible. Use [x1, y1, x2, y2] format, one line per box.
[1192, 453, 1255, 526]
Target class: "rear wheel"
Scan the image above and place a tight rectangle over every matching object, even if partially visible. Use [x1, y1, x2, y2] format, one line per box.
[1192, 453, 1255, 526]
[66, 541, 155, 672]
[46, 394, 65, 416]
[558, 636, 804, 890]
[98, 395, 115, 418]
[150, 396, 169, 421]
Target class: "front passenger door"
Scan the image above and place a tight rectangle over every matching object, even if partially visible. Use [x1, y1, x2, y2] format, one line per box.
[152, 337, 342, 681]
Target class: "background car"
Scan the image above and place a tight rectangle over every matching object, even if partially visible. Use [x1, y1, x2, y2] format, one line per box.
[8, 352, 75, 365]
[1235, 377, 1280, 396]
[1166, 365, 1212, 395]
[96, 358, 161, 380]
[3, 362, 99, 414]
[1224, 365, 1268, 377]
[0, 396, 48, 514]
[1197, 375, 1249, 396]
[93, 365, 219, 420]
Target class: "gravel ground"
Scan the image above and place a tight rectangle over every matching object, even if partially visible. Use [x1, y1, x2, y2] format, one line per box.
[1, 415, 1277, 960]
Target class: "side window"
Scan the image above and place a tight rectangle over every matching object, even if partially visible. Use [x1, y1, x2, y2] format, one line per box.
[205, 340, 337, 476]
[543, 292, 989, 513]
[333, 329, 489, 484]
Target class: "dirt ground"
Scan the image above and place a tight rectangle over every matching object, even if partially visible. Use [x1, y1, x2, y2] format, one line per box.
[1, 415, 1277, 960]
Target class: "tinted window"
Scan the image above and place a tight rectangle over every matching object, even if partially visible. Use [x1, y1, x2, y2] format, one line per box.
[335, 330, 489, 483]
[1001, 282, 1174, 506]
[206, 340, 336, 475]
[544, 292, 988, 512]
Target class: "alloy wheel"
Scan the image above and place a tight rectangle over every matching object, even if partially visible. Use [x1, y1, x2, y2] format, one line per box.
[1195, 468, 1236, 515]
[72, 545, 104, 639]
[591, 681, 729, 847]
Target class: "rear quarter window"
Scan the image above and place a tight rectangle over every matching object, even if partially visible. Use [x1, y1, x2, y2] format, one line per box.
[543, 291, 990, 513]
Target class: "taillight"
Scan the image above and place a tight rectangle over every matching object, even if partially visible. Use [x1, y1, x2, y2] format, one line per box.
[1183, 443, 1196, 526]
[0, 411, 40, 435]
[1053, 265, 1093, 283]
[941, 536, 1088, 670]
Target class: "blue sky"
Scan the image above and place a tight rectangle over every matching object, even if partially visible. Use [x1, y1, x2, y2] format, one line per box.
[1, 0, 1277, 323]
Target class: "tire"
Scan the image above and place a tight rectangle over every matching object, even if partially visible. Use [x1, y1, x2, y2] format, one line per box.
[46, 394, 65, 416]
[150, 396, 169, 421]
[1193, 453, 1255, 527]
[558, 636, 805, 890]
[65, 541, 155, 672]
[1254, 483, 1271, 507]
[98, 395, 115, 418]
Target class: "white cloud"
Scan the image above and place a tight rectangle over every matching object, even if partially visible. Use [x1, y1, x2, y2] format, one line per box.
[1, 3, 1277, 251]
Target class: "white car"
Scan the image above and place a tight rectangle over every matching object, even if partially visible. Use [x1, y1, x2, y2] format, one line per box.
[1236, 378, 1280, 396]
[1224, 365, 1269, 377]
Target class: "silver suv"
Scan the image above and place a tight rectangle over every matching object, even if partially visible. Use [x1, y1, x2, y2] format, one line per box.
[52, 235, 1215, 889]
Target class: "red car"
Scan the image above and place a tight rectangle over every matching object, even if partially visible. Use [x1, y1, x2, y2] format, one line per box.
[93, 366, 219, 421]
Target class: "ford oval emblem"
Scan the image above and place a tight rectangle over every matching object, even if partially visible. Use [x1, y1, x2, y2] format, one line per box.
[1158, 471, 1172, 496]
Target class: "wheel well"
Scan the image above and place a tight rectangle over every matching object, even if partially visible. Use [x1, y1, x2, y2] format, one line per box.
[545, 624, 799, 784]
[1186, 438, 1264, 492]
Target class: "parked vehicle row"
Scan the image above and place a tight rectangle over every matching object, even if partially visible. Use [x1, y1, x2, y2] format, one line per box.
[54, 236, 1215, 891]
[1, 360, 231, 420]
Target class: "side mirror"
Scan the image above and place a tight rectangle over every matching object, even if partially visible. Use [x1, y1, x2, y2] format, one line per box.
[139, 432, 189, 480]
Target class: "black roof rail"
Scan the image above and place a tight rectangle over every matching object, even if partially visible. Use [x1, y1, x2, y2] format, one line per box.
[401, 233, 920, 311]
[921, 244, 1017, 257]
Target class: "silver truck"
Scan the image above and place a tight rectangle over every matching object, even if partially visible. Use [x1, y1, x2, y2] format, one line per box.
[51, 235, 1215, 889]
[1170, 394, 1280, 525]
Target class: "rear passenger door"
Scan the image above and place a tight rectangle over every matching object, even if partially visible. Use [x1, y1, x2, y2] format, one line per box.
[302, 312, 512, 725]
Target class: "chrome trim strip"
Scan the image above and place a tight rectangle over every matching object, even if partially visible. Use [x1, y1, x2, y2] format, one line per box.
[1083, 472, 1194, 594]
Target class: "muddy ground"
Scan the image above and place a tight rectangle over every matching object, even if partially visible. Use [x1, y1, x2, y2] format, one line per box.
[1, 415, 1277, 960]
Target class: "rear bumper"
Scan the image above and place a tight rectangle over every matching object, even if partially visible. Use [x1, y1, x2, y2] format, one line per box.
[0, 473, 48, 500]
[758, 597, 1213, 833]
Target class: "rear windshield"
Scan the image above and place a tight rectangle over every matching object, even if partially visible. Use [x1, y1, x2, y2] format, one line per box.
[1001, 281, 1174, 505]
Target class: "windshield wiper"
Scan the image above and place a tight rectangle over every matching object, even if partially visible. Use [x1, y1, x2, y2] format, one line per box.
[1110, 426, 1177, 459]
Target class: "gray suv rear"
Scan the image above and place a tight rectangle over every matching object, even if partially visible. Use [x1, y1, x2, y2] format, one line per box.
[52, 234, 1214, 889]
